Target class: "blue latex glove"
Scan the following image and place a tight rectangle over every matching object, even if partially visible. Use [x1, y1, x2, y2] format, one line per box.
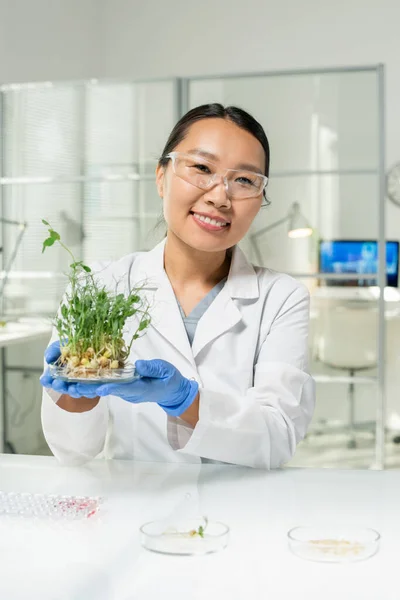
[88, 359, 199, 417]
[40, 340, 100, 399]
[44, 339, 63, 364]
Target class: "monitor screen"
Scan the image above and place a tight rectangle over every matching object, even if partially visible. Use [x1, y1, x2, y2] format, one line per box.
[319, 240, 399, 287]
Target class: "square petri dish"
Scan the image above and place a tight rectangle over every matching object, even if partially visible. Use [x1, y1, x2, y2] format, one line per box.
[49, 362, 139, 384]
[288, 526, 380, 563]
[140, 517, 229, 556]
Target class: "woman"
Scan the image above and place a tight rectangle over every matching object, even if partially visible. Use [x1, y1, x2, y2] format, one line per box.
[40, 103, 315, 469]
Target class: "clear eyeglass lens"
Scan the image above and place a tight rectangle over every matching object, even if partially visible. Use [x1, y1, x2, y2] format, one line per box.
[172, 155, 265, 199]
[227, 174, 264, 198]
[173, 155, 213, 190]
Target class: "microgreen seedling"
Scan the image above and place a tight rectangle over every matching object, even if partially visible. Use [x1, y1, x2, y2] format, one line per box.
[42, 219, 151, 379]
[189, 517, 208, 538]
[162, 516, 209, 539]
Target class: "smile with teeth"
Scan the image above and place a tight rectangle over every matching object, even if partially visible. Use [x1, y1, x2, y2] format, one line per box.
[191, 212, 230, 227]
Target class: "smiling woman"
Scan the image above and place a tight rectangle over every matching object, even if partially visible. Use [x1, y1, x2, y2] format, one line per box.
[157, 105, 270, 256]
[40, 103, 315, 470]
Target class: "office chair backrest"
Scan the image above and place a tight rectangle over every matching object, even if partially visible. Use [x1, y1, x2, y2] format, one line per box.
[315, 303, 378, 370]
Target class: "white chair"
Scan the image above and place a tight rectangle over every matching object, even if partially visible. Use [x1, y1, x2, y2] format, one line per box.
[313, 301, 378, 448]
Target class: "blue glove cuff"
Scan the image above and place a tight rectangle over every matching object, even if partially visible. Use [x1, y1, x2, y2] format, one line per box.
[158, 379, 199, 417]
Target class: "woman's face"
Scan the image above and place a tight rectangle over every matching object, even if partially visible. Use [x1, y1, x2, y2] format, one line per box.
[156, 118, 266, 253]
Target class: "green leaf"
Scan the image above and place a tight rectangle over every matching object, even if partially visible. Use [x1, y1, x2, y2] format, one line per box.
[49, 230, 60, 241]
[138, 319, 150, 331]
[197, 526, 204, 538]
[42, 219, 50, 226]
[42, 237, 56, 253]
[82, 265, 91, 273]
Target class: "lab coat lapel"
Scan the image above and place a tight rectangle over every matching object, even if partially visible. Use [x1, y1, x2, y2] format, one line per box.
[133, 240, 196, 369]
[151, 278, 196, 368]
[191, 245, 259, 359]
[191, 289, 242, 359]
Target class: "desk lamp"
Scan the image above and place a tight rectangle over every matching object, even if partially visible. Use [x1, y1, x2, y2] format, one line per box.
[249, 202, 313, 265]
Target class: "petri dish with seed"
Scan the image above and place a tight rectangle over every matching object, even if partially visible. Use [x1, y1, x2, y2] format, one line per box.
[287, 525, 380, 563]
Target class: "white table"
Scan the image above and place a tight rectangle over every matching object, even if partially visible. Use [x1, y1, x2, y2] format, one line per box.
[0, 319, 52, 452]
[0, 318, 52, 348]
[0, 455, 398, 600]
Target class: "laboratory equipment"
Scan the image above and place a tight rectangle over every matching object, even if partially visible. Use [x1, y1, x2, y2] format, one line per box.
[140, 517, 230, 555]
[49, 362, 139, 384]
[0, 491, 102, 520]
[288, 525, 380, 563]
[318, 239, 399, 288]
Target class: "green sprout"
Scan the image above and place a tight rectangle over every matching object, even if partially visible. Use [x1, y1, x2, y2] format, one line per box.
[189, 517, 208, 538]
[197, 525, 205, 538]
[42, 219, 151, 377]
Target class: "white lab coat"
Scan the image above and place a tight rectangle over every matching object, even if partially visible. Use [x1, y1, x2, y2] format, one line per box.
[41, 239, 315, 469]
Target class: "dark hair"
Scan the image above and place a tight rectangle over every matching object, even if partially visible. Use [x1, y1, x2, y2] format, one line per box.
[158, 103, 270, 202]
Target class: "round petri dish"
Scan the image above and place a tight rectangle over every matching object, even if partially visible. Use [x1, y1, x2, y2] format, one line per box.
[288, 526, 380, 563]
[49, 362, 139, 384]
[140, 518, 230, 556]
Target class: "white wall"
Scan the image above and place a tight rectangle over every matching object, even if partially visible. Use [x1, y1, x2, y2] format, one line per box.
[2, 0, 399, 190]
[2, 0, 399, 182]
[100, 0, 400, 236]
[0, 0, 102, 83]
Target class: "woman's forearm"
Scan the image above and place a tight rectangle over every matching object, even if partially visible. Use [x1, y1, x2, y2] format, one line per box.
[57, 394, 100, 413]
[179, 392, 200, 427]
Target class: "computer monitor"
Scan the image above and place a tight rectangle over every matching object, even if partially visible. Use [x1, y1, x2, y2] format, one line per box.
[318, 240, 399, 287]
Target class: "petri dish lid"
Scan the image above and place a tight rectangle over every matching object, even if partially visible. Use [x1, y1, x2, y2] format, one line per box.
[49, 362, 139, 384]
[287, 525, 380, 563]
[140, 517, 229, 556]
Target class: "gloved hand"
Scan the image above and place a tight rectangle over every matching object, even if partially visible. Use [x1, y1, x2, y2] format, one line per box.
[44, 339, 62, 364]
[91, 359, 199, 417]
[40, 340, 100, 399]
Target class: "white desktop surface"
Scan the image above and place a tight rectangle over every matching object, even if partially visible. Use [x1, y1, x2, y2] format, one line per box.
[0, 318, 52, 348]
[0, 454, 398, 600]
[312, 286, 400, 303]
[310, 289, 400, 320]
